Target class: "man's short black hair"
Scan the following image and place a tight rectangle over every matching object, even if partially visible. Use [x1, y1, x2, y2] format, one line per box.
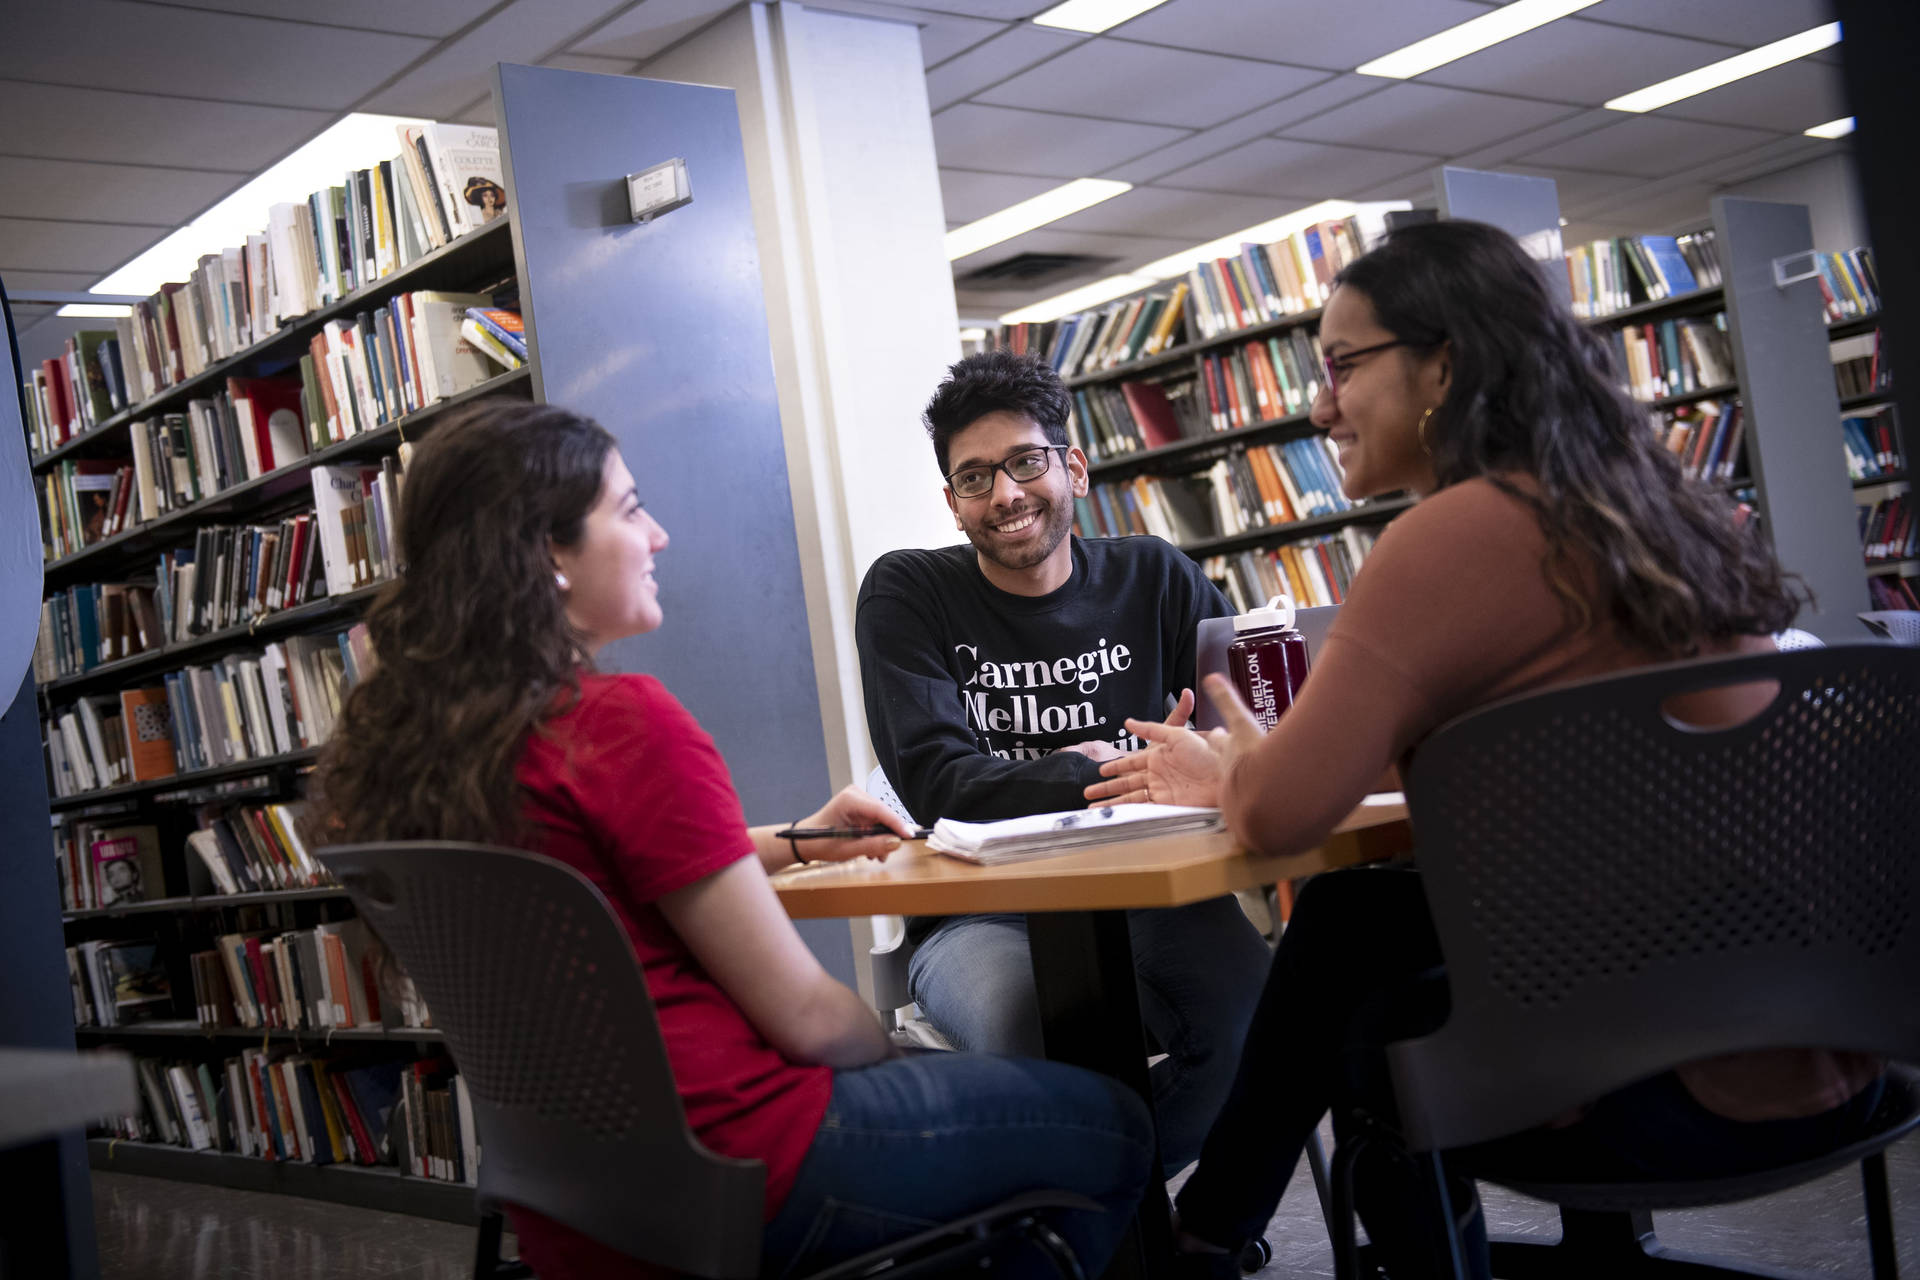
[923, 350, 1072, 476]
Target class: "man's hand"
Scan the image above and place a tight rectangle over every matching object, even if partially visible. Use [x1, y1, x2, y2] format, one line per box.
[1061, 739, 1126, 762]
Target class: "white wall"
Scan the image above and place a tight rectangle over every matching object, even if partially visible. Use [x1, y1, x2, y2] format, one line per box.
[642, 1, 962, 795]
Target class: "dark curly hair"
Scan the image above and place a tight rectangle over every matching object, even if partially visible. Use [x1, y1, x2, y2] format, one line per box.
[310, 399, 614, 845]
[1338, 219, 1803, 657]
[923, 350, 1073, 475]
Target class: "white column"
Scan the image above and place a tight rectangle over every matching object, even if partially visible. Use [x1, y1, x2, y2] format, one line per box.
[642, 2, 963, 794]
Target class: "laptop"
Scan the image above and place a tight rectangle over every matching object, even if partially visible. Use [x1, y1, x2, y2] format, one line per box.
[1191, 604, 1339, 731]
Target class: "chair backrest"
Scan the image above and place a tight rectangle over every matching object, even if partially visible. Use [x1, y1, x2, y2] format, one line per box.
[1861, 610, 1920, 646]
[1391, 645, 1920, 1152]
[315, 842, 765, 1279]
[865, 765, 916, 825]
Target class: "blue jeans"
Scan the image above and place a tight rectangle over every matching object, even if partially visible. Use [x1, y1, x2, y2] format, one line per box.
[907, 898, 1271, 1175]
[759, 1051, 1155, 1280]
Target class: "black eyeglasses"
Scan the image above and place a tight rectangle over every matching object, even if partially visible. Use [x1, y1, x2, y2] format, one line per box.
[1322, 339, 1417, 396]
[946, 446, 1069, 500]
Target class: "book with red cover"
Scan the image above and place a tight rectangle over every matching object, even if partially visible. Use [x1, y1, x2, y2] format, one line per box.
[1119, 380, 1184, 450]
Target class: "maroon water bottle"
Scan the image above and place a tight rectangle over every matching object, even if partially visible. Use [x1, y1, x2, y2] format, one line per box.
[1226, 595, 1310, 732]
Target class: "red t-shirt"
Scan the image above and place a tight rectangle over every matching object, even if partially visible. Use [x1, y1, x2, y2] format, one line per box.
[506, 673, 832, 1277]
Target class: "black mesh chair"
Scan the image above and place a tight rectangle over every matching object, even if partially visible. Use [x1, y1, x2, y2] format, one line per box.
[314, 842, 1100, 1280]
[1337, 645, 1920, 1280]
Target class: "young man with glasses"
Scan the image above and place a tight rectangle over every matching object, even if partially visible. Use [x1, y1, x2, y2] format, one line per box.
[853, 349, 1269, 1176]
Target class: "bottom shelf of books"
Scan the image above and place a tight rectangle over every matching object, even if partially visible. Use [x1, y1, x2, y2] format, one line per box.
[88, 1133, 477, 1224]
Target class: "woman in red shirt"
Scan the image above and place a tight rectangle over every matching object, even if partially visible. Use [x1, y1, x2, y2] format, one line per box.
[313, 401, 1153, 1279]
[1088, 221, 1886, 1278]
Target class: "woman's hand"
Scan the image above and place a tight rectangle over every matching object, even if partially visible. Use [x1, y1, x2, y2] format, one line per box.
[792, 785, 915, 863]
[1081, 676, 1266, 808]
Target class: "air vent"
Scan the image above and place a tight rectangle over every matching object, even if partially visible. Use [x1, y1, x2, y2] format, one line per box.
[955, 251, 1118, 290]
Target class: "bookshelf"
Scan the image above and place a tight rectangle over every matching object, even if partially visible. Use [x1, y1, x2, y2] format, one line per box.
[19, 63, 825, 1222]
[997, 188, 1902, 632]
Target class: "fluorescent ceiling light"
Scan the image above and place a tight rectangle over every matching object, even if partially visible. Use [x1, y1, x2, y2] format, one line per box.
[1357, 0, 1602, 79]
[57, 303, 134, 318]
[91, 111, 430, 298]
[1135, 199, 1363, 280]
[1805, 115, 1856, 139]
[1605, 22, 1841, 113]
[946, 178, 1132, 262]
[1031, 0, 1170, 34]
[1000, 273, 1155, 325]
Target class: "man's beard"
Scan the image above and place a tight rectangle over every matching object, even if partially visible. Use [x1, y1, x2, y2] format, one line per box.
[966, 495, 1073, 572]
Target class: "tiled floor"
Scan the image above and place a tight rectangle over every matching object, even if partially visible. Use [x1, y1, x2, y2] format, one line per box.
[96, 1132, 1917, 1279]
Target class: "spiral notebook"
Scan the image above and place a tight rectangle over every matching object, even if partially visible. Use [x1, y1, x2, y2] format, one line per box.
[927, 804, 1224, 866]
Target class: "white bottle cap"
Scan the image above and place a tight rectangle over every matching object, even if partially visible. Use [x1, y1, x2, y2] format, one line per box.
[1232, 593, 1297, 633]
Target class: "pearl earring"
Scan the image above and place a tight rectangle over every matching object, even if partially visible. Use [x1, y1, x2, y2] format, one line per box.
[554, 571, 569, 590]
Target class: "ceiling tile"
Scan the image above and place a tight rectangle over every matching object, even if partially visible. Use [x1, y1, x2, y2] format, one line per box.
[132, 0, 501, 38]
[977, 40, 1326, 129]
[1099, 74, 1378, 183]
[0, 0, 433, 110]
[1279, 83, 1582, 156]
[924, 25, 1086, 113]
[567, 0, 739, 61]
[1481, 164, 1638, 210]
[0, 83, 327, 172]
[363, 0, 641, 119]
[1569, 181, 1721, 231]
[1046, 184, 1289, 239]
[0, 218, 168, 275]
[1516, 115, 1778, 179]
[914, 12, 1011, 65]
[1109, 0, 1499, 72]
[1420, 19, 1745, 107]
[1156, 138, 1434, 200]
[0, 157, 242, 226]
[543, 53, 639, 74]
[0, 269, 106, 294]
[956, 224, 1188, 276]
[1654, 58, 1848, 133]
[862, 0, 1054, 18]
[938, 168, 1066, 224]
[932, 103, 1190, 178]
[1580, 0, 1838, 49]
[1445, 108, 1618, 169]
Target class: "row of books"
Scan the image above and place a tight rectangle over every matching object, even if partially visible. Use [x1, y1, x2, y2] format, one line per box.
[36, 581, 165, 681]
[186, 801, 324, 896]
[1203, 330, 1326, 430]
[1860, 493, 1916, 564]
[1567, 230, 1722, 319]
[107, 1050, 471, 1183]
[33, 297, 504, 563]
[1036, 283, 1192, 378]
[19, 126, 504, 456]
[1202, 525, 1382, 614]
[1843, 406, 1905, 481]
[1183, 213, 1376, 341]
[55, 820, 163, 913]
[43, 626, 362, 797]
[188, 921, 381, 1033]
[1074, 436, 1356, 545]
[1656, 399, 1747, 484]
[1069, 379, 1206, 461]
[1867, 575, 1919, 611]
[1604, 312, 1736, 403]
[1833, 331, 1890, 399]
[1811, 247, 1880, 324]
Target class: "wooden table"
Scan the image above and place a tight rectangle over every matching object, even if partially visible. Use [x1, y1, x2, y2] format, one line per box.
[773, 796, 1413, 1280]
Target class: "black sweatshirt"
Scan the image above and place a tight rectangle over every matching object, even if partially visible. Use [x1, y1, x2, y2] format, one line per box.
[856, 535, 1233, 827]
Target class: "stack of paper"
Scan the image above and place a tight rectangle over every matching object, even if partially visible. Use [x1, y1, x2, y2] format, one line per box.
[928, 804, 1223, 866]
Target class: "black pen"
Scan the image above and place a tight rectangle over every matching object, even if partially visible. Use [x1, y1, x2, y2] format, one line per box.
[774, 824, 933, 840]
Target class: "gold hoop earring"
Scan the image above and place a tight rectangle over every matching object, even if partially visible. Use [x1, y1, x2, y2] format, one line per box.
[1417, 406, 1436, 455]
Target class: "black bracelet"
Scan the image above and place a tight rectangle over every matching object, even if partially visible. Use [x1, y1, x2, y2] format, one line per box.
[787, 825, 803, 865]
